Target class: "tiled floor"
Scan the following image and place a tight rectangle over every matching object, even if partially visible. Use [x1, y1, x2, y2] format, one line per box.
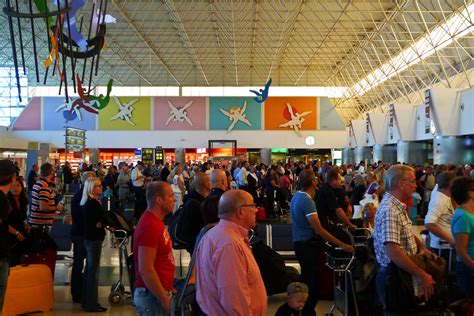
[23, 225, 430, 315]
[25, 231, 343, 315]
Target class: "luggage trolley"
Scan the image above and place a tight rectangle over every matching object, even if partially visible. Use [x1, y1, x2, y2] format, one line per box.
[325, 227, 373, 316]
[108, 229, 134, 305]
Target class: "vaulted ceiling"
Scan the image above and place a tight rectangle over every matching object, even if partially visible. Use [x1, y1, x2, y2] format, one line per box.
[1, 0, 473, 124]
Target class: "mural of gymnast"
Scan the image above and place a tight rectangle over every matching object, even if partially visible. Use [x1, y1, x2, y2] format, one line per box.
[219, 101, 253, 133]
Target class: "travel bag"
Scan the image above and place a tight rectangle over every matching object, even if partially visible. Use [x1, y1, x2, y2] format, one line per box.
[2, 264, 54, 316]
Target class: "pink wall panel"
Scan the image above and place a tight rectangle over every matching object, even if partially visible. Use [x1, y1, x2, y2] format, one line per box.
[13, 97, 41, 130]
[154, 97, 206, 130]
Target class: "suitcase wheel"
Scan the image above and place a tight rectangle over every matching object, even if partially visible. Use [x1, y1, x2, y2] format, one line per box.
[108, 291, 123, 305]
[110, 282, 125, 294]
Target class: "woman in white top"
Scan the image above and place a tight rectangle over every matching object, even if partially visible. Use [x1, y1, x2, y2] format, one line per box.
[172, 163, 186, 211]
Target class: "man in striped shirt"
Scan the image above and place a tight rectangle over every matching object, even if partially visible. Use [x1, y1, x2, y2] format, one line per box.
[29, 163, 64, 228]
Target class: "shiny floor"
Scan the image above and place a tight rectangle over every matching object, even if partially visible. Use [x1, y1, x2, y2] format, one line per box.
[25, 231, 342, 315]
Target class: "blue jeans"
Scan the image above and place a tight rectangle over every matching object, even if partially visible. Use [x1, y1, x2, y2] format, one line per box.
[134, 288, 166, 316]
[456, 261, 474, 298]
[82, 240, 103, 311]
[71, 236, 86, 302]
[0, 259, 9, 310]
[375, 266, 403, 316]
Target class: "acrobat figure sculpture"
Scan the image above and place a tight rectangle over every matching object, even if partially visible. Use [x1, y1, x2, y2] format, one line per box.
[220, 101, 252, 133]
[165, 100, 194, 126]
[249, 78, 272, 103]
[110, 96, 139, 126]
[279, 103, 312, 135]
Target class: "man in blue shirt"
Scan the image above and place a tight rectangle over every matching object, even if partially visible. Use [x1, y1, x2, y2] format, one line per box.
[290, 169, 353, 316]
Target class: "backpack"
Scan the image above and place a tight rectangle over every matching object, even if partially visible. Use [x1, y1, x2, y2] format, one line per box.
[168, 204, 192, 250]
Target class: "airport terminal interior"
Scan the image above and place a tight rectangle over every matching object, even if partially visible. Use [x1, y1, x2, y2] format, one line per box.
[0, 0, 473, 315]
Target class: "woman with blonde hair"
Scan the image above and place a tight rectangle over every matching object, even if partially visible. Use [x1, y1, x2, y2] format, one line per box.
[351, 174, 367, 218]
[80, 178, 107, 312]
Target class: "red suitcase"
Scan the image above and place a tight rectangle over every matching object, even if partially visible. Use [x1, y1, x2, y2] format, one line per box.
[21, 248, 57, 278]
[256, 207, 266, 221]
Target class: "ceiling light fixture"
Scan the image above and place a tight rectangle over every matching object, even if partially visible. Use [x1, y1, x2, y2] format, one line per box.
[347, 4, 474, 97]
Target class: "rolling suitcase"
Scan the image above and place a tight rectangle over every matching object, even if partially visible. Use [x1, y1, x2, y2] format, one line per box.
[21, 247, 58, 278]
[2, 264, 54, 316]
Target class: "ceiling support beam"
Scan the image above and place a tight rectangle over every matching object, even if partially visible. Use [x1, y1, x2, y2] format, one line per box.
[163, 0, 209, 86]
[111, 0, 180, 86]
[294, 0, 352, 85]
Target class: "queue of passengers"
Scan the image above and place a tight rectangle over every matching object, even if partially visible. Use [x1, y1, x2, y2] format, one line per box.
[1, 158, 473, 315]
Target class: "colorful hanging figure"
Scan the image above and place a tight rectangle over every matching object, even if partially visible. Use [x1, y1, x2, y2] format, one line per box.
[250, 78, 272, 103]
[58, 74, 113, 122]
[61, 0, 88, 52]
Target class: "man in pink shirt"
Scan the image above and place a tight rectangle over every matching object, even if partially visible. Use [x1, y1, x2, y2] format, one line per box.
[195, 190, 267, 315]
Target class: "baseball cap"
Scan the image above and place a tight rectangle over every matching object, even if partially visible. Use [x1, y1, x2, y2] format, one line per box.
[287, 282, 309, 297]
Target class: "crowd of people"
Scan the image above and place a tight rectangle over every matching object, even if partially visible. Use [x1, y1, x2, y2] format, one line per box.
[0, 157, 473, 315]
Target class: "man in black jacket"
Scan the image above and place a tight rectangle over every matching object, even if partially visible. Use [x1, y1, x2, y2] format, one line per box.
[160, 163, 170, 182]
[181, 172, 210, 255]
[70, 171, 96, 303]
[62, 161, 73, 193]
[0, 160, 16, 309]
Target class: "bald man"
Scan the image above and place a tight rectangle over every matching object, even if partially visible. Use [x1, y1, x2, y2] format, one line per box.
[195, 190, 267, 316]
[181, 172, 211, 254]
[209, 169, 228, 200]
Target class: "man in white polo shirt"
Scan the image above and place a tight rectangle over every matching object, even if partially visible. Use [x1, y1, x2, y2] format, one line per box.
[424, 171, 456, 261]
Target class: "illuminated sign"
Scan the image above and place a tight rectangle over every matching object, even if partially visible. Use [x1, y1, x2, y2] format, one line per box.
[271, 148, 288, 153]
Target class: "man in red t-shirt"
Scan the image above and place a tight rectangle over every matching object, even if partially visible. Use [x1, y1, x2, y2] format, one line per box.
[133, 181, 176, 315]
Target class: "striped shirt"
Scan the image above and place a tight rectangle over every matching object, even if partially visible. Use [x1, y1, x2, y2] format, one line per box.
[29, 178, 57, 227]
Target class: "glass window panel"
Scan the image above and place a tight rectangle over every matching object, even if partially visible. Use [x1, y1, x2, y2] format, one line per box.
[0, 66, 28, 126]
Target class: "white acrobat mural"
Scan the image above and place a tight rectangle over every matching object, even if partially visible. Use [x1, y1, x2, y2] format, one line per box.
[219, 101, 253, 133]
[165, 100, 194, 126]
[110, 96, 139, 126]
[279, 103, 312, 135]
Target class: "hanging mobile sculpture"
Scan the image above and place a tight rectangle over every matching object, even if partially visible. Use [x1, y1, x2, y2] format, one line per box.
[3, 0, 110, 102]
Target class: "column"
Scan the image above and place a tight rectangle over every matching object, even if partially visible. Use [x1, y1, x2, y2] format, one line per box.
[354, 147, 372, 164]
[26, 142, 38, 176]
[89, 148, 100, 165]
[38, 143, 50, 164]
[175, 148, 185, 165]
[397, 141, 431, 165]
[372, 145, 383, 163]
[342, 148, 355, 165]
[373, 144, 397, 164]
[260, 148, 272, 166]
[433, 136, 467, 165]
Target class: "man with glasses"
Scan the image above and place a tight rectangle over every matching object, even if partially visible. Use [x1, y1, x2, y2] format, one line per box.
[374, 164, 435, 314]
[291, 169, 353, 316]
[195, 190, 267, 315]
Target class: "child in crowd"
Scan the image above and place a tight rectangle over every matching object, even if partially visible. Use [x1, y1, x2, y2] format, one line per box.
[275, 282, 309, 316]
[362, 202, 376, 233]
